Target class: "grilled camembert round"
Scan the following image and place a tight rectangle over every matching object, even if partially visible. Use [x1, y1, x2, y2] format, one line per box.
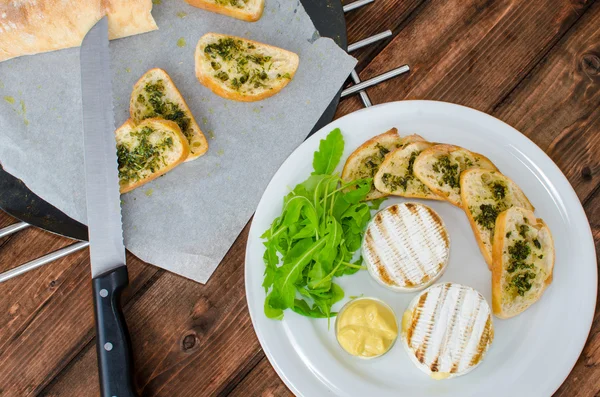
[401, 283, 494, 380]
[362, 203, 450, 292]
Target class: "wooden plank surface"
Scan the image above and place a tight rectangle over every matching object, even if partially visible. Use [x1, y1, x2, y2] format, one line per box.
[0, 0, 599, 396]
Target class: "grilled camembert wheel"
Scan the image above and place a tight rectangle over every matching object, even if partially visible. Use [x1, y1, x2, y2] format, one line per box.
[362, 203, 450, 292]
[401, 283, 494, 380]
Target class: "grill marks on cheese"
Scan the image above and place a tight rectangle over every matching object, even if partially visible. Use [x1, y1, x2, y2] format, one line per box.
[403, 283, 494, 378]
[363, 203, 449, 291]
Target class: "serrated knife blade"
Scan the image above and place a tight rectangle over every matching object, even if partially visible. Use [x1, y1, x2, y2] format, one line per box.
[80, 17, 125, 277]
[80, 16, 137, 397]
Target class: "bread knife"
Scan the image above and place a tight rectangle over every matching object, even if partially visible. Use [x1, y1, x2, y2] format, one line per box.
[80, 16, 137, 397]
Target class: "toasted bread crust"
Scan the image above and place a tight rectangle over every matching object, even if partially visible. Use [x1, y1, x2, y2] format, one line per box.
[195, 34, 299, 102]
[130, 68, 208, 161]
[461, 169, 534, 268]
[491, 210, 509, 316]
[414, 144, 498, 207]
[341, 129, 401, 201]
[491, 207, 554, 318]
[184, 0, 264, 22]
[374, 141, 444, 200]
[116, 118, 189, 193]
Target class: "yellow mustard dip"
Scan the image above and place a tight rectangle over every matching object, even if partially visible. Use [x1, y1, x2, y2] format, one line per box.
[335, 298, 398, 358]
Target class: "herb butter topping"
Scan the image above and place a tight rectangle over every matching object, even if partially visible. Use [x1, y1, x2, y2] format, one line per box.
[214, 0, 248, 8]
[136, 80, 192, 140]
[203, 38, 290, 93]
[117, 126, 174, 184]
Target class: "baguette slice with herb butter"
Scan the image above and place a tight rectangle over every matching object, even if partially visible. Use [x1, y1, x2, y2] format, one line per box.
[184, 0, 264, 22]
[460, 169, 534, 268]
[116, 118, 189, 194]
[492, 207, 554, 318]
[374, 141, 443, 200]
[130, 68, 208, 162]
[195, 33, 299, 102]
[341, 131, 425, 201]
[413, 145, 498, 207]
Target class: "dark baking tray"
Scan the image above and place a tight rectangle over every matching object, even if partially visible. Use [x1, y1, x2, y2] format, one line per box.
[0, 0, 348, 241]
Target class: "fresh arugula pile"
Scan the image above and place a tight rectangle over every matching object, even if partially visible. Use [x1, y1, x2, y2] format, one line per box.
[262, 128, 382, 320]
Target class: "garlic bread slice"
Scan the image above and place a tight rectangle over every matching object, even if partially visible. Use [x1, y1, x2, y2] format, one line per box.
[195, 33, 299, 102]
[184, 0, 264, 22]
[341, 131, 425, 201]
[116, 119, 189, 193]
[492, 207, 554, 318]
[130, 68, 208, 161]
[461, 169, 534, 268]
[374, 141, 443, 200]
[413, 145, 498, 207]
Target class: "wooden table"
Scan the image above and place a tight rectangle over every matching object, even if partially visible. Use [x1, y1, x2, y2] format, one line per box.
[1, 0, 599, 395]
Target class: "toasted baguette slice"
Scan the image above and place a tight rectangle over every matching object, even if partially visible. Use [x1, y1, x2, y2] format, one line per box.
[413, 145, 498, 207]
[492, 207, 554, 318]
[130, 68, 208, 162]
[374, 141, 443, 200]
[461, 169, 534, 268]
[184, 0, 264, 22]
[195, 33, 299, 102]
[342, 131, 425, 201]
[116, 119, 189, 193]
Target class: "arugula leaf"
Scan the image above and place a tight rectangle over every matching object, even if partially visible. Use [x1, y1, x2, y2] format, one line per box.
[312, 128, 344, 175]
[292, 299, 329, 318]
[342, 178, 372, 204]
[273, 238, 326, 308]
[369, 197, 386, 211]
[262, 128, 379, 321]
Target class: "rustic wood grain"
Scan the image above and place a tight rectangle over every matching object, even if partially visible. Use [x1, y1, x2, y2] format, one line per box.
[336, 0, 594, 118]
[0, 0, 599, 396]
[492, 0, 600, 203]
[0, 213, 160, 396]
[40, 225, 259, 397]
[555, 189, 600, 396]
[341, 0, 425, 70]
[228, 355, 290, 397]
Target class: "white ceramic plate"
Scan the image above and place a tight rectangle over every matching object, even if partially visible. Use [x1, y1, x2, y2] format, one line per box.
[245, 101, 597, 396]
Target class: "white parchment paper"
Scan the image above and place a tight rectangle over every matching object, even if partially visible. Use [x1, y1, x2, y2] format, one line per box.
[0, 0, 356, 283]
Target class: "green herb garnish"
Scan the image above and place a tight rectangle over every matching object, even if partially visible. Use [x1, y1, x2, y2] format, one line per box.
[117, 127, 173, 183]
[140, 81, 192, 139]
[519, 224, 529, 238]
[204, 37, 279, 92]
[473, 204, 500, 231]
[510, 271, 536, 296]
[214, 0, 248, 8]
[491, 182, 506, 200]
[263, 128, 375, 321]
[381, 173, 409, 191]
[432, 155, 459, 189]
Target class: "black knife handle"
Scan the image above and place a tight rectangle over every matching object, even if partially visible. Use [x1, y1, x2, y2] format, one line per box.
[92, 265, 138, 397]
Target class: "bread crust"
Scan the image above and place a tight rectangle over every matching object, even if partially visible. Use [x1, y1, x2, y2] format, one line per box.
[116, 118, 189, 193]
[414, 144, 498, 208]
[195, 33, 299, 102]
[341, 129, 400, 201]
[0, 0, 157, 62]
[184, 0, 264, 22]
[461, 169, 534, 269]
[374, 141, 445, 200]
[130, 68, 208, 161]
[491, 207, 554, 318]
[491, 210, 510, 316]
